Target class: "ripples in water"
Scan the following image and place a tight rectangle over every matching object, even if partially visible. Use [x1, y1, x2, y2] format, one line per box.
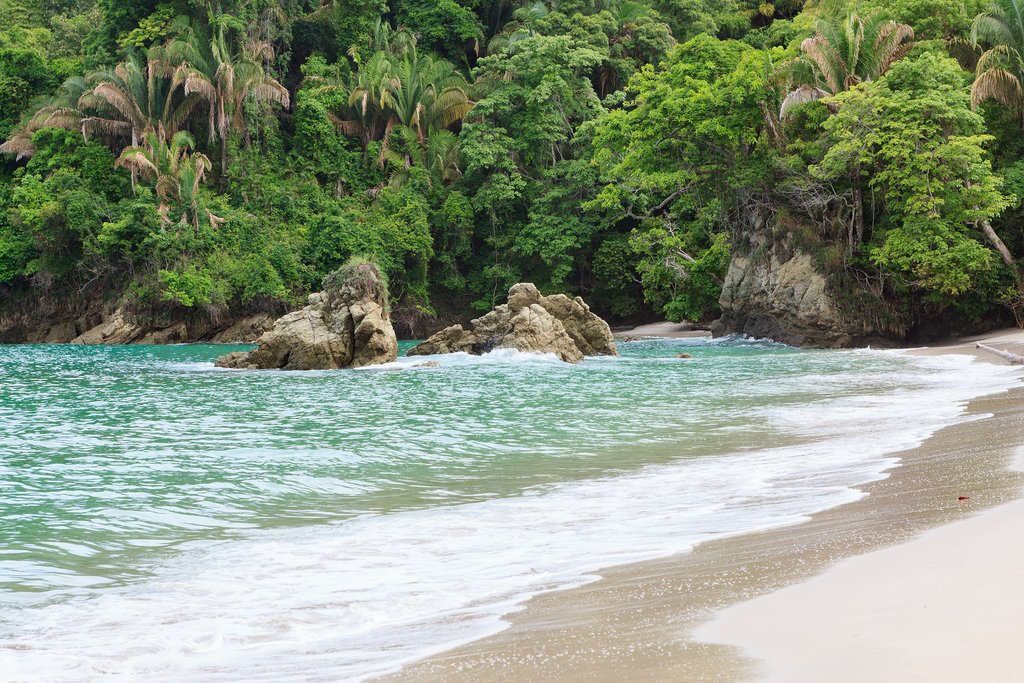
[0, 339, 1018, 680]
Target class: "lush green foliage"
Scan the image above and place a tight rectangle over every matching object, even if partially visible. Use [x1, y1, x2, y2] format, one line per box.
[1, 0, 1022, 333]
[815, 53, 1008, 299]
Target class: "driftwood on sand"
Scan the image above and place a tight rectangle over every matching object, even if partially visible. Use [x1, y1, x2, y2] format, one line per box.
[975, 342, 1024, 365]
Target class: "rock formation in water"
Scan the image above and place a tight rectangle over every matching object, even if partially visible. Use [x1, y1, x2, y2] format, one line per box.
[711, 232, 888, 348]
[216, 262, 398, 370]
[407, 283, 617, 363]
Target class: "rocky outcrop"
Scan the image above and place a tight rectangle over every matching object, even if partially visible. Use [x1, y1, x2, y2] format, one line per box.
[71, 309, 159, 345]
[407, 283, 617, 363]
[0, 294, 276, 345]
[61, 310, 274, 345]
[210, 314, 276, 343]
[215, 262, 397, 370]
[712, 242, 885, 347]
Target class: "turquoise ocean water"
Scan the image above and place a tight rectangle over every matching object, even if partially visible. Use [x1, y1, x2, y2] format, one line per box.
[0, 338, 1018, 680]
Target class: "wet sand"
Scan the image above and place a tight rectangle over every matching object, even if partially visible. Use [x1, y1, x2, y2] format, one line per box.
[695, 329, 1024, 680]
[382, 330, 1024, 682]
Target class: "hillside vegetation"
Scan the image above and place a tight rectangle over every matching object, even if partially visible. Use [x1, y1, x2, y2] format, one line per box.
[2, 0, 1023, 336]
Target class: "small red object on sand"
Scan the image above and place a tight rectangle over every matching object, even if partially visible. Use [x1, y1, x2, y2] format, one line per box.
[958, 496, 970, 501]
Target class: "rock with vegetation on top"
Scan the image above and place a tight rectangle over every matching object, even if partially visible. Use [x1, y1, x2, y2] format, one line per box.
[407, 283, 617, 363]
[216, 262, 397, 370]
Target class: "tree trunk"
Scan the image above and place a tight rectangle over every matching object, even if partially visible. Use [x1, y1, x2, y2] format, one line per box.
[854, 185, 865, 246]
[975, 342, 1024, 364]
[979, 220, 1016, 268]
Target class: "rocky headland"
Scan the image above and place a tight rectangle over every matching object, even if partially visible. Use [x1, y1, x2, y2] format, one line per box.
[710, 233, 891, 348]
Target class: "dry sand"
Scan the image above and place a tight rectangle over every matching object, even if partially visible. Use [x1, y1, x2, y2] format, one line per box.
[697, 474, 1024, 682]
[381, 329, 1024, 683]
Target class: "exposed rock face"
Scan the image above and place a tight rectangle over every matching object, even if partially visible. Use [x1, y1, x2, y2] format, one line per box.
[215, 263, 397, 370]
[70, 309, 146, 345]
[408, 283, 617, 363]
[712, 246, 883, 347]
[210, 314, 276, 343]
[62, 309, 273, 345]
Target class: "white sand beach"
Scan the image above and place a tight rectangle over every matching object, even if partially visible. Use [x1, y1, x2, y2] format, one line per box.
[698, 485, 1024, 682]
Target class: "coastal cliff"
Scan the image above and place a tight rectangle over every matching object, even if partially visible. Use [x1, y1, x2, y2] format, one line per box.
[711, 235, 890, 348]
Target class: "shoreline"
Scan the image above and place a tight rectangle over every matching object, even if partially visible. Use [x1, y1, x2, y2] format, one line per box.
[382, 329, 1024, 682]
[693, 328, 1024, 680]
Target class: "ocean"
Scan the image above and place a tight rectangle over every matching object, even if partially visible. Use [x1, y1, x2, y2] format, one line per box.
[0, 338, 1017, 680]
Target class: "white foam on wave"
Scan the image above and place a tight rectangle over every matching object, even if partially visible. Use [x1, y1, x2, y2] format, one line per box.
[1, 353, 1019, 682]
[162, 347, 565, 374]
[361, 346, 565, 371]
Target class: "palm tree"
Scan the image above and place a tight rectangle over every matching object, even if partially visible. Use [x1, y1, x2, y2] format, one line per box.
[740, 0, 805, 28]
[331, 49, 402, 157]
[967, 0, 1024, 117]
[116, 130, 214, 230]
[169, 17, 290, 171]
[1, 47, 199, 192]
[487, 1, 553, 55]
[385, 45, 474, 145]
[384, 127, 462, 188]
[0, 77, 87, 160]
[321, 29, 473, 171]
[2, 45, 201, 165]
[479, 0, 520, 45]
[79, 46, 201, 150]
[780, 11, 914, 117]
[597, 0, 674, 98]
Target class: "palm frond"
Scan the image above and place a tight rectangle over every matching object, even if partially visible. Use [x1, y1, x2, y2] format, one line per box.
[249, 80, 290, 108]
[0, 130, 37, 160]
[780, 85, 829, 118]
[116, 147, 160, 178]
[971, 67, 1024, 109]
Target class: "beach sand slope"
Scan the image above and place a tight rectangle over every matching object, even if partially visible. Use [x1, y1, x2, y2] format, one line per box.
[697, 487, 1024, 682]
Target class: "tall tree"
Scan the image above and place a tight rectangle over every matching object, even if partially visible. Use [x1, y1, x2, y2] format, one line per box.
[116, 130, 214, 230]
[79, 47, 201, 150]
[169, 17, 290, 172]
[780, 10, 914, 117]
[0, 77, 87, 160]
[813, 53, 1012, 302]
[323, 27, 472, 175]
[967, 0, 1024, 118]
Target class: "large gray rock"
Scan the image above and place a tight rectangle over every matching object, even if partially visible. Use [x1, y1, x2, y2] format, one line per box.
[216, 262, 398, 370]
[408, 283, 617, 363]
[712, 235, 889, 347]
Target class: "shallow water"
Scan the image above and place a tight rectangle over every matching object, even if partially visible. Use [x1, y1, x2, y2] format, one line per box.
[0, 338, 1018, 681]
